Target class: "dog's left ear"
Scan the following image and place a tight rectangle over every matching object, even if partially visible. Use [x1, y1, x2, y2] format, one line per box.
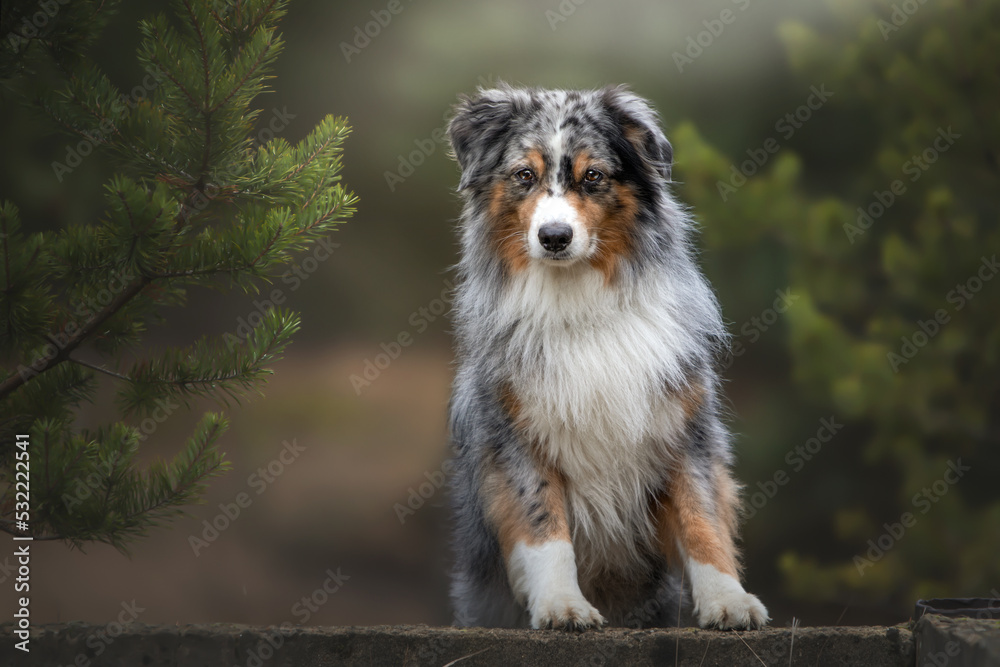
[601, 86, 673, 182]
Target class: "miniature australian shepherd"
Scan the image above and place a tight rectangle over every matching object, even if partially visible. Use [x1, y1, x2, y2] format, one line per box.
[445, 83, 768, 630]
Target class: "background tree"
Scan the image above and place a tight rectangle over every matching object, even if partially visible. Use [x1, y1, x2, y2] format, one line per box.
[675, 0, 1000, 615]
[0, 0, 356, 550]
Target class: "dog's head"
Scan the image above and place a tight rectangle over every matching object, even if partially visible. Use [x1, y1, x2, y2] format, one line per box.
[447, 83, 673, 279]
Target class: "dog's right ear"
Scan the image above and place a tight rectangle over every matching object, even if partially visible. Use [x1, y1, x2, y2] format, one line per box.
[601, 85, 673, 183]
[447, 85, 523, 191]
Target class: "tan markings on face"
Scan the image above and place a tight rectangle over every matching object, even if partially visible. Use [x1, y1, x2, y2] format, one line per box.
[488, 183, 533, 273]
[571, 181, 639, 284]
[572, 150, 592, 183]
[525, 148, 545, 176]
[487, 149, 547, 274]
[655, 463, 741, 577]
[483, 460, 570, 558]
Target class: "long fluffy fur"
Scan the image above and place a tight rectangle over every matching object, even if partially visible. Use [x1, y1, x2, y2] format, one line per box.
[446, 83, 766, 630]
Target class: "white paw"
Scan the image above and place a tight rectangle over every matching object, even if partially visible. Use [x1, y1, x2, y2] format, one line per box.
[695, 587, 769, 629]
[508, 541, 606, 630]
[688, 561, 770, 629]
[530, 591, 606, 630]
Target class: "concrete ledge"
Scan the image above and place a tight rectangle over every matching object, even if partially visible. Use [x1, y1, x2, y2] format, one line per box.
[2, 622, 919, 666]
[915, 615, 1000, 667]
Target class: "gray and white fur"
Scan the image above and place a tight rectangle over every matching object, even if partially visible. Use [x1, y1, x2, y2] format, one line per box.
[446, 84, 768, 630]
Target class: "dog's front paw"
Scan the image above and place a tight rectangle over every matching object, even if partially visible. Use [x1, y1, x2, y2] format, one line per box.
[689, 562, 769, 629]
[530, 592, 606, 630]
[695, 587, 769, 629]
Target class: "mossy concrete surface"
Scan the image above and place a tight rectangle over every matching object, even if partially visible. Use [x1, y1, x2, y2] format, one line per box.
[2, 616, 996, 665]
[0, 622, 925, 666]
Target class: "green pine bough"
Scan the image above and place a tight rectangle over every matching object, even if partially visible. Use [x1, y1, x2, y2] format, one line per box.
[0, 0, 356, 551]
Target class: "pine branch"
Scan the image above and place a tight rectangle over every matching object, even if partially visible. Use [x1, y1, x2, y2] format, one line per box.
[68, 356, 132, 382]
[0, 276, 150, 401]
[117, 308, 300, 416]
[1, 0, 353, 553]
[242, 0, 284, 38]
[208, 27, 275, 114]
[3, 414, 231, 549]
[119, 413, 230, 527]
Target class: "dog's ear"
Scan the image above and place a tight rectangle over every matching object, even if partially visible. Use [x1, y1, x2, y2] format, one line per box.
[447, 84, 525, 191]
[601, 85, 673, 182]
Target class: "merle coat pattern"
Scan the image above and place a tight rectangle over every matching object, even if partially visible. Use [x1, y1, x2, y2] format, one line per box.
[446, 84, 768, 630]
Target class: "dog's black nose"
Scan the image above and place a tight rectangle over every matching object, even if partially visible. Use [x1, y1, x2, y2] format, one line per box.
[538, 223, 573, 253]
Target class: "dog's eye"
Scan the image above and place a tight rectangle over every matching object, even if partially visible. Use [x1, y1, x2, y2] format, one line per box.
[514, 168, 535, 182]
[584, 169, 603, 183]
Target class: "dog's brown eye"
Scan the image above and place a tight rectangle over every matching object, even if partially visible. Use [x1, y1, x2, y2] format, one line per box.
[584, 169, 603, 183]
[514, 168, 535, 182]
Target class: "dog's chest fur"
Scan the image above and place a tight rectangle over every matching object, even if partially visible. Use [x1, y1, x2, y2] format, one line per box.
[498, 264, 698, 583]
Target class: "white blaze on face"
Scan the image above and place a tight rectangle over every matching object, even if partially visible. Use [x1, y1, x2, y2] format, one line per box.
[528, 195, 588, 261]
[528, 128, 589, 262]
[548, 127, 565, 175]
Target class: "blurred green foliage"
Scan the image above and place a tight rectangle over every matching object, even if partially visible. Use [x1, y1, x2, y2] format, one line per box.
[677, 0, 1000, 614]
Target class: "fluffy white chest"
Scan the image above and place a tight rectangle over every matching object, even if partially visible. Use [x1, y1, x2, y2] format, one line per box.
[500, 265, 695, 577]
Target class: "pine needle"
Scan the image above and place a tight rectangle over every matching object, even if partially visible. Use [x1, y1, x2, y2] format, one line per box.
[789, 616, 800, 666]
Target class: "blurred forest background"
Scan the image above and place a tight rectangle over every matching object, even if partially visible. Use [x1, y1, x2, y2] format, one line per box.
[0, 0, 997, 629]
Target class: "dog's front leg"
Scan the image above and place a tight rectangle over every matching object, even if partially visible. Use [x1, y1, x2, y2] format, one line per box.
[483, 462, 605, 630]
[656, 460, 769, 629]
